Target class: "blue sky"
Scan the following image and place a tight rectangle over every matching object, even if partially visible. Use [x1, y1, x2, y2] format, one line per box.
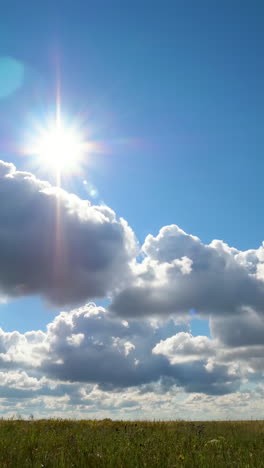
[2, 1, 264, 247]
[0, 1, 264, 419]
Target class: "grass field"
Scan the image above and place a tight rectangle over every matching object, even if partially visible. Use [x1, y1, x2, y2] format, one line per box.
[0, 419, 264, 467]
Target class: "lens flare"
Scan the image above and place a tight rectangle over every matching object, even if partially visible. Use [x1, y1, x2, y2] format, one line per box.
[23, 108, 99, 187]
[31, 119, 85, 174]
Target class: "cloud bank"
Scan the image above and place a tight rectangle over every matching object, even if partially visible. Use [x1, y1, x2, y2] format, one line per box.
[0, 302, 264, 419]
[1, 159, 264, 418]
[0, 303, 238, 394]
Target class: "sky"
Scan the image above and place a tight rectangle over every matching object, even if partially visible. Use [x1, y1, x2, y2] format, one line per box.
[0, 0, 264, 420]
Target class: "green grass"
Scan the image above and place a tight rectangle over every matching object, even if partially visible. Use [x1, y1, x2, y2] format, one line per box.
[0, 419, 264, 467]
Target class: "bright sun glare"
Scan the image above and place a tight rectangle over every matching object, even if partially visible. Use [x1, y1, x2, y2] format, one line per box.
[24, 101, 96, 184]
[33, 121, 84, 174]
[23, 71, 103, 185]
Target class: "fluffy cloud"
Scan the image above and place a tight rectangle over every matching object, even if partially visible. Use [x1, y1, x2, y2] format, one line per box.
[111, 225, 264, 318]
[0, 303, 240, 395]
[0, 160, 137, 306]
[152, 332, 215, 364]
[2, 159, 264, 324]
[0, 302, 264, 419]
[2, 160, 264, 418]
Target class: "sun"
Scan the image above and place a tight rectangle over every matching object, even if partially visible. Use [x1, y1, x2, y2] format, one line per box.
[22, 103, 100, 186]
[33, 121, 84, 174]
[22, 94, 104, 186]
[27, 112, 89, 181]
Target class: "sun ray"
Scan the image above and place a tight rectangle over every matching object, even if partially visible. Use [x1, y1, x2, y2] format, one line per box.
[22, 72, 100, 186]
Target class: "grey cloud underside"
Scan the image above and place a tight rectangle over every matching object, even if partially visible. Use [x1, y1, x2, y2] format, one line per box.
[0, 302, 263, 403]
[111, 226, 264, 318]
[0, 305, 241, 395]
[0, 161, 136, 305]
[210, 309, 264, 347]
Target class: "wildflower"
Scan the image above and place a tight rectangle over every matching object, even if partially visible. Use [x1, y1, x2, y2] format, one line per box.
[178, 454, 185, 461]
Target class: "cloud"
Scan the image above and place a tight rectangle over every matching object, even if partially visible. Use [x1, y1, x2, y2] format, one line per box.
[0, 302, 263, 418]
[110, 225, 264, 318]
[2, 159, 264, 324]
[1, 381, 263, 420]
[0, 160, 137, 306]
[0, 303, 241, 395]
[152, 332, 215, 364]
[2, 160, 264, 418]
[210, 308, 264, 347]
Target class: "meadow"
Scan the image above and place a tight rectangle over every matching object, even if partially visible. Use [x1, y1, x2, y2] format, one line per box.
[0, 418, 264, 467]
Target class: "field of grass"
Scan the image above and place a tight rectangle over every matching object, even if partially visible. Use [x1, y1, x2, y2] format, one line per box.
[0, 419, 264, 467]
